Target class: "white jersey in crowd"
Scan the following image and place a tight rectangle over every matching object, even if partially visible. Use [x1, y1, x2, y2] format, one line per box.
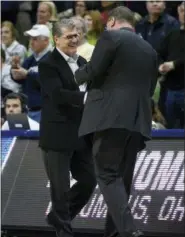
[2, 40, 27, 65]
[1, 63, 21, 93]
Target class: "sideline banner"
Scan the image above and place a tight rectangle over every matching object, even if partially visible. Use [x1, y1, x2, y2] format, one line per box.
[1, 133, 184, 236]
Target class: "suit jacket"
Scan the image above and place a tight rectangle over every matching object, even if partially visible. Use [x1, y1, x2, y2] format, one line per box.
[38, 48, 87, 151]
[75, 28, 158, 141]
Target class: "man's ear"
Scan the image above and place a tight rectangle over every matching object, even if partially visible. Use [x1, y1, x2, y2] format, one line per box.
[54, 35, 58, 45]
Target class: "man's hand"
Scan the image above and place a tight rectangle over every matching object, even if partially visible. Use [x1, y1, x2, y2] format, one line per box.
[11, 67, 28, 80]
[159, 61, 175, 74]
[11, 55, 21, 69]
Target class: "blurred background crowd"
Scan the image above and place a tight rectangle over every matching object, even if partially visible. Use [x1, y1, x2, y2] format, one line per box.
[1, 0, 184, 131]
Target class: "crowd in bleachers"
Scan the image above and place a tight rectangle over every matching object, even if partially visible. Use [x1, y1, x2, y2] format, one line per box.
[1, 1, 184, 130]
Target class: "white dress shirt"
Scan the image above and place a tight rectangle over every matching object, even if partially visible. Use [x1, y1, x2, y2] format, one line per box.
[56, 48, 87, 92]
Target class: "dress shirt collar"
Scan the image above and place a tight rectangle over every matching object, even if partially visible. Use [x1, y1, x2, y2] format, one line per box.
[56, 47, 79, 63]
[33, 44, 52, 61]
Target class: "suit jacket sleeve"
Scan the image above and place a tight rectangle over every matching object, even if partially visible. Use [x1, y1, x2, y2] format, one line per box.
[39, 61, 85, 107]
[75, 31, 116, 85]
[158, 32, 170, 65]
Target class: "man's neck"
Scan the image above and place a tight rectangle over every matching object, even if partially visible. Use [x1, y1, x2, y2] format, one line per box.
[114, 22, 134, 31]
[149, 14, 161, 23]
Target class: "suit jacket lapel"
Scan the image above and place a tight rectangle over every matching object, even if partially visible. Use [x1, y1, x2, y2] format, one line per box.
[52, 48, 79, 90]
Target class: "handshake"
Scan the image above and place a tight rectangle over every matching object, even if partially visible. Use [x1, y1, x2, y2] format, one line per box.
[75, 64, 91, 86]
[75, 66, 89, 104]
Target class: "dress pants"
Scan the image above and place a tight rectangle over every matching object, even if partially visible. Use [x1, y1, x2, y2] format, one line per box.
[42, 145, 96, 237]
[92, 128, 143, 237]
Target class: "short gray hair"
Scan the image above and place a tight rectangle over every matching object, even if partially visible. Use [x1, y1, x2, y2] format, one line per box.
[71, 16, 87, 34]
[108, 6, 135, 26]
[52, 18, 76, 37]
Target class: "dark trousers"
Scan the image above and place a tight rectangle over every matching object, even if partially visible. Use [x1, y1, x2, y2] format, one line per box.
[42, 145, 96, 237]
[165, 89, 184, 129]
[93, 128, 143, 237]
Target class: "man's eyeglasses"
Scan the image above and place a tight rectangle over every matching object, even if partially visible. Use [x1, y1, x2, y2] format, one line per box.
[63, 34, 79, 40]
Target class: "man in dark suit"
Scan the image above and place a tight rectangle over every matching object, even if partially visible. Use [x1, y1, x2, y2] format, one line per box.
[38, 19, 96, 237]
[75, 6, 158, 237]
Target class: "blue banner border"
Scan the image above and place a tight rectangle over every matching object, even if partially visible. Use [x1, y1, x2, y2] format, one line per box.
[1, 129, 184, 138]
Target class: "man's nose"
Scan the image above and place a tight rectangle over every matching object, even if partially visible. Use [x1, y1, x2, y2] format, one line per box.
[72, 37, 78, 43]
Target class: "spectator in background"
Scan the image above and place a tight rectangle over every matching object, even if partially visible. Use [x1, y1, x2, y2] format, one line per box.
[72, 16, 94, 61]
[158, 2, 184, 129]
[84, 10, 104, 45]
[74, 1, 88, 17]
[27, 1, 58, 54]
[10, 25, 51, 123]
[151, 99, 166, 129]
[1, 92, 39, 130]
[1, 21, 27, 65]
[1, 48, 21, 98]
[37, 1, 58, 24]
[136, 1, 179, 51]
[136, 0, 179, 118]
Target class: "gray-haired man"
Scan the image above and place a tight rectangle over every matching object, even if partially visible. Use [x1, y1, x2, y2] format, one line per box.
[38, 19, 96, 237]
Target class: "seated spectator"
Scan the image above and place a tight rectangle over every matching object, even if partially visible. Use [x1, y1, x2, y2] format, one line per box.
[151, 99, 166, 129]
[0, 49, 21, 98]
[1, 92, 39, 130]
[1, 48, 21, 98]
[71, 16, 94, 61]
[158, 2, 184, 129]
[84, 10, 104, 45]
[27, 1, 58, 55]
[10, 24, 52, 123]
[1, 21, 27, 65]
[74, 1, 88, 17]
[37, 1, 58, 24]
[135, 0, 180, 117]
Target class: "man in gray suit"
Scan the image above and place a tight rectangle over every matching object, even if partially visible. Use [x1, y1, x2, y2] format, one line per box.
[75, 6, 158, 237]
